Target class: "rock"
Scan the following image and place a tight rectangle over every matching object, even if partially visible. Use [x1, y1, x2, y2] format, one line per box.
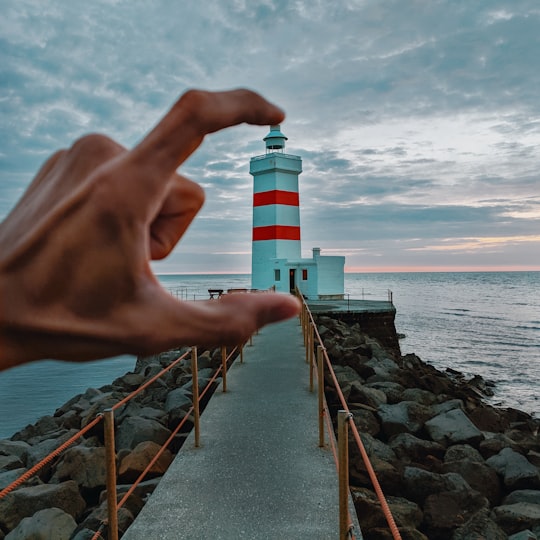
[11, 416, 60, 443]
[442, 457, 502, 505]
[389, 433, 446, 463]
[491, 502, 540, 536]
[401, 388, 438, 406]
[425, 408, 484, 446]
[350, 487, 423, 531]
[348, 381, 387, 408]
[165, 388, 193, 413]
[76, 500, 134, 537]
[350, 408, 381, 437]
[451, 507, 507, 539]
[118, 441, 173, 483]
[486, 448, 540, 490]
[423, 490, 490, 538]
[480, 432, 522, 459]
[50, 446, 107, 490]
[0, 441, 30, 463]
[25, 429, 80, 468]
[504, 490, 540, 506]
[0, 454, 23, 472]
[5, 507, 77, 540]
[365, 381, 405, 404]
[0, 480, 85, 531]
[402, 466, 471, 505]
[115, 417, 172, 451]
[0, 468, 41, 491]
[444, 443, 484, 463]
[507, 530, 538, 540]
[377, 401, 433, 438]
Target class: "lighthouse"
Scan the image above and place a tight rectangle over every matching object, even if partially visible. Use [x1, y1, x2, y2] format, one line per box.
[250, 126, 345, 299]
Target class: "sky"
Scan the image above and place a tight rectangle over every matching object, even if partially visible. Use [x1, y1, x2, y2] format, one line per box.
[1, 0, 539, 273]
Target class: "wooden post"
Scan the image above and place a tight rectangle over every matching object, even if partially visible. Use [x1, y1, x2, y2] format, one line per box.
[317, 346, 325, 448]
[103, 409, 119, 540]
[338, 410, 352, 539]
[191, 346, 200, 447]
[221, 345, 227, 392]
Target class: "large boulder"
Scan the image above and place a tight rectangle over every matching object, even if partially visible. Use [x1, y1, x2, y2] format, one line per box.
[351, 487, 423, 532]
[490, 502, 540, 536]
[442, 457, 502, 505]
[115, 417, 171, 451]
[424, 408, 484, 446]
[0, 480, 85, 531]
[423, 490, 490, 538]
[451, 508, 507, 540]
[118, 441, 173, 483]
[401, 466, 471, 505]
[0, 441, 30, 463]
[389, 433, 446, 464]
[50, 446, 107, 490]
[377, 401, 433, 438]
[5, 508, 77, 540]
[486, 448, 540, 490]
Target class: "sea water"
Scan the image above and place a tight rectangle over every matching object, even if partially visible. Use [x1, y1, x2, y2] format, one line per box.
[1, 271, 538, 438]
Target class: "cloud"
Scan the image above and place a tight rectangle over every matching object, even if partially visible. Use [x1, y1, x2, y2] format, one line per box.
[1, 0, 539, 271]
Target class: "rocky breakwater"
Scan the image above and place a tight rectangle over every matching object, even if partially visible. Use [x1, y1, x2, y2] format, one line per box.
[316, 314, 540, 540]
[0, 346, 229, 539]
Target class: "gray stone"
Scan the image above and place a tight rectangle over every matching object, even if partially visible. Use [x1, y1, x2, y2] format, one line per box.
[377, 401, 433, 438]
[401, 387, 438, 406]
[423, 490, 490, 536]
[50, 445, 107, 490]
[504, 490, 540, 506]
[402, 466, 472, 504]
[487, 448, 540, 490]
[115, 416, 171, 451]
[444, 443, 484, 463]
[451, 508, 507, 540]
[0, 468, 41, 490]
[425, 408, 484, 446]
[389, 432, 446, 463]
[25, 429, 79, 468]
[0, 454, 23, 472]
[442, 458, 502, 505]
[164, 388, 193, 413]
[507, 530, 538, 540]
[348, 381, 387, 408]
[0, 440, 30, 462]
[5, 508, 76, 540]
[491, 502, 540, 536]
[0, 480, 85, 530]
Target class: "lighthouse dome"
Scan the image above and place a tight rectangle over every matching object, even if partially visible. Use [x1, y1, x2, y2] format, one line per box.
[263, 125, 288, 151]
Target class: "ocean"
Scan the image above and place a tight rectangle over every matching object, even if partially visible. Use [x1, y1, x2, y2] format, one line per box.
[0, 271, 538, 439]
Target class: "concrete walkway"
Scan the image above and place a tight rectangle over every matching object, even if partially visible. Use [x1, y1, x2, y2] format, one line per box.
[123, 318, 358, 539]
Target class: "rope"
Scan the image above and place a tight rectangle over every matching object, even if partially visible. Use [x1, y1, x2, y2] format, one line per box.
[0, 415, 103, 499]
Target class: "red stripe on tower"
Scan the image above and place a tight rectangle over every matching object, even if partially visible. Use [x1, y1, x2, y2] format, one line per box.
[252, 225, 301, 241]
[253, 190, 299, 207]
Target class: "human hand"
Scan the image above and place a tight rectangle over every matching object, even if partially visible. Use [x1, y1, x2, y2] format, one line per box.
[0, 89, 301, 369]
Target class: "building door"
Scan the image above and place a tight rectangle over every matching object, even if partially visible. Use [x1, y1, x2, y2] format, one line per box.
[289, 269, 296, 293]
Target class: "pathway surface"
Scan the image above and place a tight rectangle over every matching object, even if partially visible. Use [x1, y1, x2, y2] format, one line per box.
[123, 317, 360, 539]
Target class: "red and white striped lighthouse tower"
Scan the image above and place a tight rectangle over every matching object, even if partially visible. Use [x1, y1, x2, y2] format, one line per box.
[250, 125, 303, 291]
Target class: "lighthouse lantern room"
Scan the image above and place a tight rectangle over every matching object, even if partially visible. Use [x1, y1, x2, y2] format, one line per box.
[250, 126, 345, 300]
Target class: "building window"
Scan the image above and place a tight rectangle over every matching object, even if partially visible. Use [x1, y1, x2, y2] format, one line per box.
[274, 269, 281, 281]
[302, 269, 308, 281]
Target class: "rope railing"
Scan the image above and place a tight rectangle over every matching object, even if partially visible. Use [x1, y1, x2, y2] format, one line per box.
[1, 342, 241, 540]
[298, 292, 403, 540]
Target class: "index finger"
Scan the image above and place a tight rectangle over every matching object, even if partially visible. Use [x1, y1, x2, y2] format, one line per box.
[131, 88, 285, 183]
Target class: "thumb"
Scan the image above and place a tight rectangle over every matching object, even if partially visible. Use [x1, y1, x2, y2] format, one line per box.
[138, 291, 301, 352]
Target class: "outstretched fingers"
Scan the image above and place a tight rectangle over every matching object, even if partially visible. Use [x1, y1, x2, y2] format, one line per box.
[142, 291, 301, 352]
[125, 89, 285, 212]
